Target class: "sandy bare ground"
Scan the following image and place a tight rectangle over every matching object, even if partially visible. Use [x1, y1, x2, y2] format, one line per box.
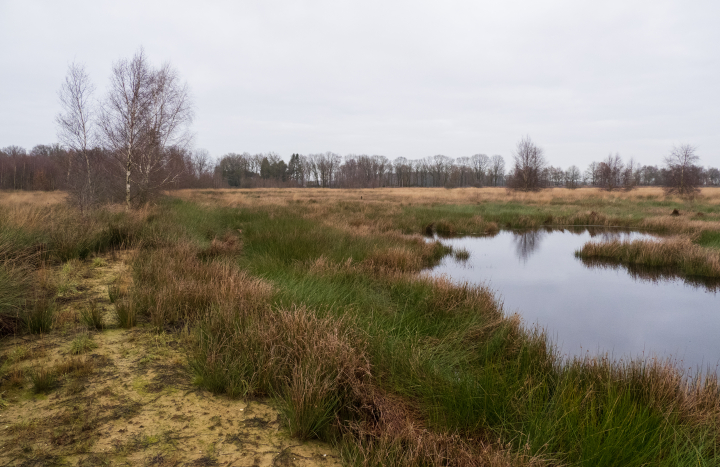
[0, 254, 340, 467]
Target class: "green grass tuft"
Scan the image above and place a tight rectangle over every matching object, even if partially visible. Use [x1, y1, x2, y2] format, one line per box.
[24, 298, 55, 334]
[70, 333, 98, 355]
[30, 366, 57, 394]
[79, 301, 104, 330]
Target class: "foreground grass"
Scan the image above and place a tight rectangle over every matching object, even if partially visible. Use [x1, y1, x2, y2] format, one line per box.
[2, 187, 720, 466]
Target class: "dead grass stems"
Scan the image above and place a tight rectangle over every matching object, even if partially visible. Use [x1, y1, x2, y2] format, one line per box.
[578, 236, 720, 277]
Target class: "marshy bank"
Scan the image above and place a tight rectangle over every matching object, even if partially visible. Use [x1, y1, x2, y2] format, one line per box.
[2, 187, 720, 466]
[429, 228, 720, 372]
[577, 235, 720, 279]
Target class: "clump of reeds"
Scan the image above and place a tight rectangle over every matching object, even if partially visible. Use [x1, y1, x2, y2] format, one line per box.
[576, 236, 720, 277]
[24, 297, 55, 334]
[30, 366, 57, 393]
[453, 247, 470, 261]
[114, 299, 137, 328]
[79, 300, 104, 330]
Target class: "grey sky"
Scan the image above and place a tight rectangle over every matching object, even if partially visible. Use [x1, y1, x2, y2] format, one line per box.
[1, 0, 718, 168]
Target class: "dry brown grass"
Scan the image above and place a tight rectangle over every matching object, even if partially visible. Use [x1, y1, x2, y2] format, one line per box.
[0, 190, 67, 206]
[131, 241, 271, 328]
[578, 236, 720, 277]
[342, 390, 549, 467]
[172, 186, 720, 207]
[640, 216, 720, 235]
[565, 353, 720, 430]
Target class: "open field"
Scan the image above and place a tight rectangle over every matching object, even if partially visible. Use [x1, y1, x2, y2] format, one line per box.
[2, 187, 720, 466]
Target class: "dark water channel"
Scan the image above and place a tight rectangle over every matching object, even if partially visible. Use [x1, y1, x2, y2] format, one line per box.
[429, 229, 720, 372]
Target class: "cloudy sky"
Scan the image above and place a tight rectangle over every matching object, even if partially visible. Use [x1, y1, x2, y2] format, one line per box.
[1, 0, 718, 168]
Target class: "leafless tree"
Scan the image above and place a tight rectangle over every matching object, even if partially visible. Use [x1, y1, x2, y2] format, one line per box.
[584, 161, 599, 186]
[489, 155, 505, 186]
[136, 62, 193, 201]
[471, 154, 490, 186]
[507, 136, 547, 191]
[621, 157, 639, 190]
[663, 144, 702, 196]
[597, 153, 624, 191]
[565, 165, 581, 189]
[99, 49, 154, 207]
[56, 62, 98, 210]
[99, 49, 193, 208]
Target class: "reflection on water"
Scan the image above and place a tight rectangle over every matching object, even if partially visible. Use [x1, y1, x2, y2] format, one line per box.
[429, 229, 720, 372]
[579, 258, 720, 292]
[513, 230, 544, 262]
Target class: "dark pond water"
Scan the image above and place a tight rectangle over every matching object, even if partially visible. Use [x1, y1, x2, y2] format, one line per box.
[428, 229, 720, 372]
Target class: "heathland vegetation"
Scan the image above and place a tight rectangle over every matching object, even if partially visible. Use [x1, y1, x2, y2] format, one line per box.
[2, 187, 720, 466]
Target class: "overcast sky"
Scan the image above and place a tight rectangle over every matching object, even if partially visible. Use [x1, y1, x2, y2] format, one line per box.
[1, 0, 718, 168]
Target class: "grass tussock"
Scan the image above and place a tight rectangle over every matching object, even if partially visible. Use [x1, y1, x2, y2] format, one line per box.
[30, 366, 57, 393]
[577, 236, 720, 277]
[114, 299, 137, 328]
[54, 356, 94, 378]
[70, 333, 98, 354]
[130, 242, 271, 328]
[24, 297, 55, 334]
[191, 305, 369, 407]
[79, 300, 104, 330]
[340, 393, 547, 467]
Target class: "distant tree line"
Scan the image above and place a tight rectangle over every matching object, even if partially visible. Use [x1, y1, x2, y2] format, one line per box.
[0, 144, 220, 194]
[215, 146, 718, 192]
[218, 152, 507, 188]
[504, 137, 717, 195]
[3, 64, 718, 201]
[3, 142, 718, 194]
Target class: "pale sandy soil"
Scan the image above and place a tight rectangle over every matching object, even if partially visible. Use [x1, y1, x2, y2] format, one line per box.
[0, 254, 340, 467]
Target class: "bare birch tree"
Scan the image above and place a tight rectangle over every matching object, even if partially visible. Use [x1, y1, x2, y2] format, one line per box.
[137, 62, 193, 201]
[99, 49, 154, 208]
[99, 49, 193, 207]
[56, 62, 98, 210]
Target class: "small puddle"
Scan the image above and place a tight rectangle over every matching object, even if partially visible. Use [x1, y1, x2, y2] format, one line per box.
[428, 228, 720, 372]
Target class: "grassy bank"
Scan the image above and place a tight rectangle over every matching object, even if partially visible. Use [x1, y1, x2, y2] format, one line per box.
[577, 237, 720, 278]
[2, 188, 720, 466]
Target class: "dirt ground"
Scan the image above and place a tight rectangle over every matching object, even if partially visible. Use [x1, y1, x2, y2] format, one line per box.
[0, 254, 340, 467]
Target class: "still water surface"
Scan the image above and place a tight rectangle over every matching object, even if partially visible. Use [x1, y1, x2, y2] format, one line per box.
[429, 229, 720, 372]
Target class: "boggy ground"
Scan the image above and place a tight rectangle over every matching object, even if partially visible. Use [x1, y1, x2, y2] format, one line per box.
[0, 254, 340, 467]
[3, 187, 720, 467]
